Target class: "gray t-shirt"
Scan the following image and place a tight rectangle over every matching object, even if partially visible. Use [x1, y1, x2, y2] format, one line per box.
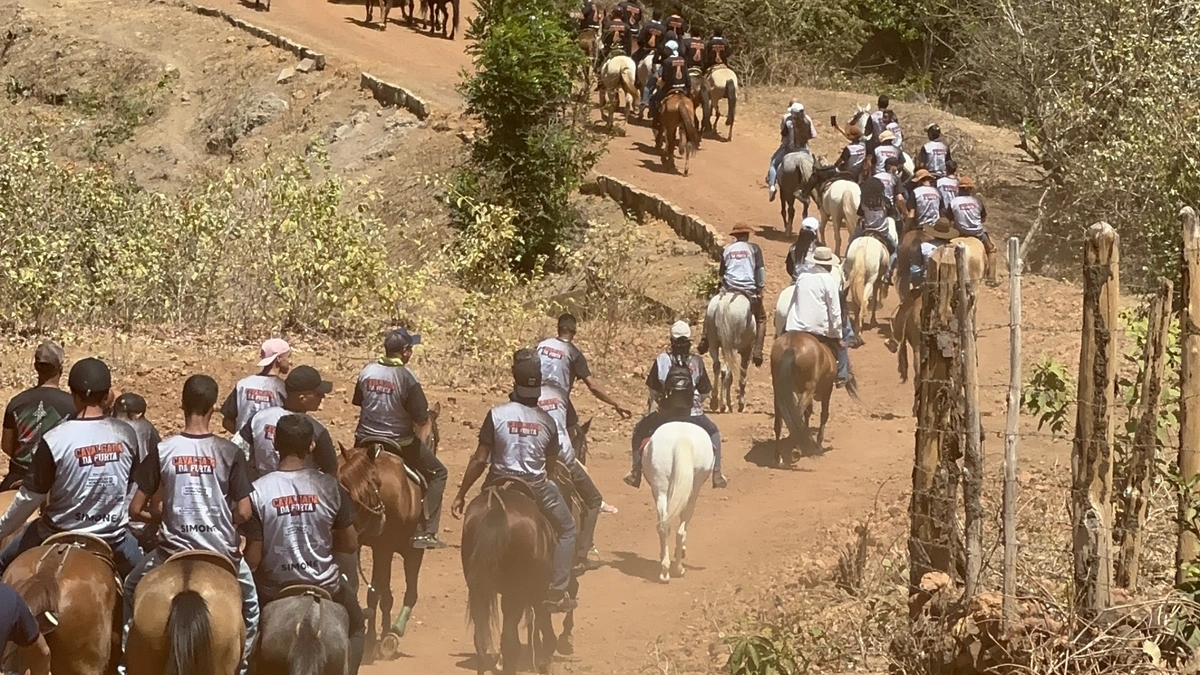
[478, 400, 560, 482]
[221, 375, 287, 434]
[26, 417, 137, 543]
[913, 185, 942, 227]
[245, 469, 355, 596]
[133, 433, 251, 560]
[352, 362, 429, 442]
[536, 385, 577, 466]
[238, 407, 339, 479]
[536, 338, 591, 394]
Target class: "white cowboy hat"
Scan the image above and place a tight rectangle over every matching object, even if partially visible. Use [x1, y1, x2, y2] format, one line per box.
[800, 217, 820, 233]
[813, 246, 839, 266]
[670, 320, 691, 340]
[878, 130, 895, 142]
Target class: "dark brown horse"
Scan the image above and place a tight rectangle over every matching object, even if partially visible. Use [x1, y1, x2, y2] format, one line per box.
[427, 0, 460, 39]
[889, 291, 923, 417]
[462, 469, 582, 675]
[336, 403, 439, 662]
[365, 0, 396, 30]
[654, 91, 700, 176]
[771, 332, 858, 465]
[1, 533, 122, 675]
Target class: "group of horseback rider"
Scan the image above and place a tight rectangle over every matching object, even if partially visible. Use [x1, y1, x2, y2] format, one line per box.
[770, 93, 997, 290]
[583, 0, 731, 124]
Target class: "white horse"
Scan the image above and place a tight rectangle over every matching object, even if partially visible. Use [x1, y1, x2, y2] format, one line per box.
[774, 263, 846, 337]
[599, 55, 638, 132]
[701, 66, 738, 140]
[703, 291, 755, 413]
[843, 218, 896, 336]
[849, 104, 915, 175]
[814, 176, 859, 256]
[643, 421, 714, 583]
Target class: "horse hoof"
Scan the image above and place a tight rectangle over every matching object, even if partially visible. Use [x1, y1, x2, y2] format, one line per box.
[659, 571, 670, 583]
[737, 402, 745, 413]
[379, 632, 402, 660]
[557, 633, 575, 656]
[671, 563, 685, 578]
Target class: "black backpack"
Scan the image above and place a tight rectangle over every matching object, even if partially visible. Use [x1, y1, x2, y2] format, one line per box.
[662, 356, 695, 412]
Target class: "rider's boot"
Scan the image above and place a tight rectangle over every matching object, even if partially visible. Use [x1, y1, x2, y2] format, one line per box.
[711, 433, 727, 488]
[751, 322, 766, 367]
[624, 450, 642, 488]
[696, 334, 709, 355]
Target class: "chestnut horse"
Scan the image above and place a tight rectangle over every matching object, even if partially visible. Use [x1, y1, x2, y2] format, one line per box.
[1, 533, 122, 675]
[336, 403, 439, 661]
[462, 469, 582, 675]
[654, 91, 700, 176]
[771, 332, 859, 465]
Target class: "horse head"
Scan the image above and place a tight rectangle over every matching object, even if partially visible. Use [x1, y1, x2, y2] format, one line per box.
[337, 449, 387, 540]
[569, 418, 592, 464]
[850, 105, 871, 138]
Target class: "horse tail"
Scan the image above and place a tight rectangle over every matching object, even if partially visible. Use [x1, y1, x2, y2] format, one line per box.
[715, 294, 741, 391]
[845, 241, 867, 324]
[288, 598, 327, 675]
[465, 489, 507, 657]
[451, 0, 460, 39]
[662, 435, 695, 527]
[679, 97, 700, 149]
[772, 344, 803, 439]
[164, 591, 213, 675]
[723, 78, 737, 128]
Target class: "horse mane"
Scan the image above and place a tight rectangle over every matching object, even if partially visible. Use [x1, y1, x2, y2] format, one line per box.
[337, 451, 384, 514]
[288, 599, 327, 675]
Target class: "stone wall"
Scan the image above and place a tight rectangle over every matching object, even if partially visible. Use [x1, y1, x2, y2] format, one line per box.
[593, 174, 725, 261]
[359, 73, 430, 120]
[186, 4, 327, 69]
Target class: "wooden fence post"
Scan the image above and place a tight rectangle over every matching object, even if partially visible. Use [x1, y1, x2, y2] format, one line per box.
[1003, 237, 1021, 622]
[1178, 206, 1200, 584]
[1116, 278, 1172, 590]
[910, 245, 963, 605]
[1073, 222, 1119, 616]
[957, 245, 983, 599]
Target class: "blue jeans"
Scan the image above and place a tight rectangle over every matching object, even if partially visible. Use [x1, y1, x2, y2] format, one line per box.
[0, 520, 143, 578]
[123, 548, 259, 675]
[529, 480, 576, 594]
[839, 320, 852, 381]
[766, 144, 787, 187]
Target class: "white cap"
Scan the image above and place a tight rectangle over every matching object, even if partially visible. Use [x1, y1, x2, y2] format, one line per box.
[787, 102, 804, 114]
[801, 217, 820, 233]
[665, 40, 679, 52]
[670, 320, 691, 340]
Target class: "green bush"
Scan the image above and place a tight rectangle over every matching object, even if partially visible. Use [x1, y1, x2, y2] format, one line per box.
[456, 0, 602, 277]
[0, 134, 411, 335]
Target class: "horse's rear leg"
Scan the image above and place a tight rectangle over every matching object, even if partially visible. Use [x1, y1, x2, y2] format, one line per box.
[774, 398, 784, 466]
[533, 607, 556, 672]
[498, 595, 523, 675]
[394, 546, 425, 637]
[558, 576, 580, 655]
[673, 492, 700, 578]
[736, 349, 751, 412]
[709, 353, 722, 413]
[656, 494, 672, 583]
[381, 0, 392, 29]
[364, 553, 381, 664]
[817, 396, 830, 450]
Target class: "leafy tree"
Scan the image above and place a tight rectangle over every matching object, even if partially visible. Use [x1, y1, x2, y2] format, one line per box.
[455, 0, 603, 277]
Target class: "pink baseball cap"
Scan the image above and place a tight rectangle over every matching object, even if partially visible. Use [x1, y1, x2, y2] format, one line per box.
[257, 338, 291, 367]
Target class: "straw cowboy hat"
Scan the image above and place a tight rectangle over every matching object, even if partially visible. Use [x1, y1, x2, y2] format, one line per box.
[877, 130, 895, 142]
[730, 222, 755, 235]
[912, 169, 935, 183]
[958, 176, 976, 190]
[927, 219, 959, 241]
[813, 246, 840, 266]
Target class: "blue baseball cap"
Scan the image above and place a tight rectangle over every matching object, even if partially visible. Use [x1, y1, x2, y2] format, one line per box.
[384, 328, 422, 353]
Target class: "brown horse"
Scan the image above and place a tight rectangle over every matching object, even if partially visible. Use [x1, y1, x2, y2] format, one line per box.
[126, 551, 245, 675]
[365, 0, 395, 30]
[428, 0, 460, 39]
[771, 332, 859, 465]
[889, 291, 923, 416]
[653, 91, 700, 176]
[336, 403, 440, 662]
[462, 469, 582, 675]
[1, 533, 122, 675]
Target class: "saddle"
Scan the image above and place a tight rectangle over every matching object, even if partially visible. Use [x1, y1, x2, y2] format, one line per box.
[164, 549, 238, 578]
[863, 228, 895, 253]
[276, 583, 332, 601]
[31, 533, 119, 631]
[358, 436, 428, 492]
[687, 66, 702, 78]
[42, 531, 114, 561]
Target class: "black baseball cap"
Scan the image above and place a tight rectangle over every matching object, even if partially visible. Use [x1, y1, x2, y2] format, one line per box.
[68, 357, 112, 396]
[285, 365, 333, 395]
[34, 341, 64, 367]
[113, 393, 147, 415]
[384, 328, 422, 353]
[512, 348, 543, 399]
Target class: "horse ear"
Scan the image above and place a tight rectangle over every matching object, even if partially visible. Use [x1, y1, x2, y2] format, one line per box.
[430, 401, 441, 420]
[338, 442, 349, 460]
[580, 418, 592, 435]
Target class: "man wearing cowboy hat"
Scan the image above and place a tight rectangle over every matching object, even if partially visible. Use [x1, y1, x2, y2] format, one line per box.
[867, 130, 900, 177]
[833, 126, 868, 182]
[785, 247, 853, 387]
[949, 176, 998, 285]
[917, 124, 952, 178]
[767, 100, 817, 202]
[904, 219, 959, 296]
[699, 223, 768, 366]
[910, 169, 942, 231]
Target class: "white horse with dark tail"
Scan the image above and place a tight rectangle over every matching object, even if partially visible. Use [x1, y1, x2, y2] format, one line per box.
[642, 421, 713, 583]
[703, 291, 755, 412]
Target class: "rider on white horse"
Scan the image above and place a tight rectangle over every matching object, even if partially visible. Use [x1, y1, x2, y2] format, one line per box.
[785, 248, 853, 387]
[702, 27, 730, 70]
[597, 8, 630, 70]
[697, 223, 767, 366]
[767, 101, 817, 202]
[681, 26, 705, 69]
[834, 126, 868, 183]
[451, 349, 578, 614]
[628, 323, 726, 489]
[855, 173, 902, 285]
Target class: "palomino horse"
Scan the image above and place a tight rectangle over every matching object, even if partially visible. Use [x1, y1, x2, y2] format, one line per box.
[654, 91, 700, 176]
[642, 422, 714, 583]
[336, 403, 439, 661]
[1, 533, 121, 675]
[598, 54, 638, 132]
[427, 0, 460, 39]
[254, 587, 350, 675]
[703, 291, 755, 413]
[807, 165, 861, 256]
[844, 218, 897, 336]
[462, 470, 582, 675]
[771, 331, 859, 464]
[895, 229, 986, 301]
[701, 66, 738, 140]
[578, 28, 599, 92]
[126, 551, 245, 675]
[777, 150, 814, 234]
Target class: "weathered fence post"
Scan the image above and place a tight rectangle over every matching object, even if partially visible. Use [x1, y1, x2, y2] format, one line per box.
[1073, 222, 1119, 616]
[910, 246, 963, 606]
[1116, 277, 1172, 591]
[957, 245, 983, 599]
[1178, 206, 1200, 584]
[1003, 237, 1021, 622]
